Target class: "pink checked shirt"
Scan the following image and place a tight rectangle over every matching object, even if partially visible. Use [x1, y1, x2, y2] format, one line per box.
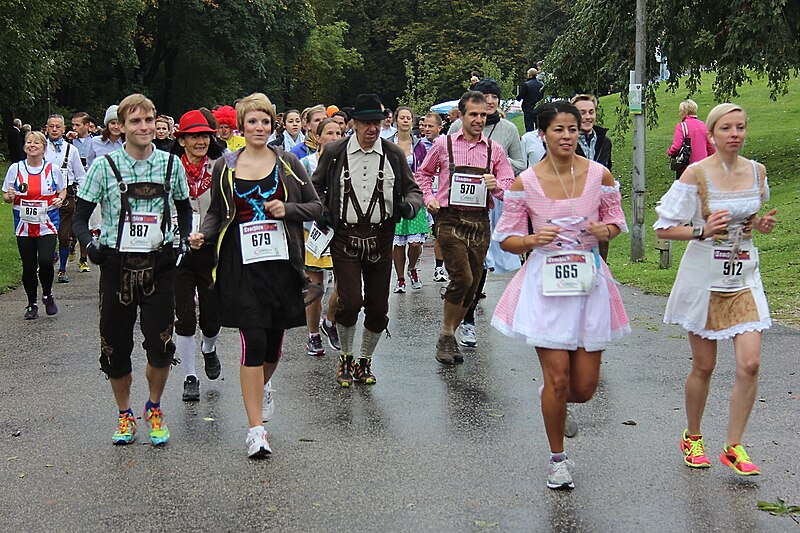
[415, 130, 515, 208]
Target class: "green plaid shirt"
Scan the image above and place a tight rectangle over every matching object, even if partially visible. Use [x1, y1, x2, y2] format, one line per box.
[78, 144, 189, 248]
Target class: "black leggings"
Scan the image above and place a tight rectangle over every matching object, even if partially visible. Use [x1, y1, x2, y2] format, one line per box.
[239, 328, 284, 367]
[17, 235, 57, 304]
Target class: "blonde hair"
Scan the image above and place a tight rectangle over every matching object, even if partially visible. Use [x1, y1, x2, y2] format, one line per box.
[706, 103, 746, 133]
[571, 94, 597, 107]
[236, 93, 277, 132]
[305, 104, 326, 124]
[25, 131, 47, 147]
[118, 93, 156, 124]
[678, 99, 698, 117]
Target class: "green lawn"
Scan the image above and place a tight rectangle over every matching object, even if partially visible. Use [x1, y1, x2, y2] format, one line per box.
[0, 162, 22, 293]
[513, 73, 800, 325]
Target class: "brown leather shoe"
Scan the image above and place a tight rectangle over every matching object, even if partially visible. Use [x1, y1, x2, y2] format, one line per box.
[435, 333, 459, 365]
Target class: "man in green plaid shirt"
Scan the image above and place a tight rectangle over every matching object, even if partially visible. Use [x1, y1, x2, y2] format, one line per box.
[73, 93, 193, 448]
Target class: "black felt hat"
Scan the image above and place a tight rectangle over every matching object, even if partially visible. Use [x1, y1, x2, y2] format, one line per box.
[350, 94, 389, 122]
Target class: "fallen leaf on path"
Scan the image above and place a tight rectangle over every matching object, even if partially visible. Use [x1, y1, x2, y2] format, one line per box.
[486, 409, 504, 418]
[43, 464, 54, 468]
[7, 456, 18, 461]
[202, 417, 216, 421]
[622, 420, 637, 426]
[18, 473, 25, 478]
[12, 431, 21, 437]
[299, 438, 315, 442]
[474, 520, 498, 528]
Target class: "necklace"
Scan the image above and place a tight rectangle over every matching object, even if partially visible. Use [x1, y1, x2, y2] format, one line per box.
[548, 156, 580, 216]
[718, 154, 737, 180]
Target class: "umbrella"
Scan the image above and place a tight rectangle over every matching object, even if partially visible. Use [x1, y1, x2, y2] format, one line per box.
[430, 100, 459, 114]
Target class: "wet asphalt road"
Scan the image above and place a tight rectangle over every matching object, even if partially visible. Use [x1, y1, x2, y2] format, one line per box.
[0, 250, 798, 533]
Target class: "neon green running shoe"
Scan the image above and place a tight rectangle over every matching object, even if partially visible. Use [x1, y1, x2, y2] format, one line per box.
[720, 444, 761, 476]
[112, 412, 137, 445]
[145, 406, 170, 446]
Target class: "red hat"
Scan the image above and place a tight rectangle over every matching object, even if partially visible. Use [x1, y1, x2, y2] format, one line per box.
[175, 110, 217, 137]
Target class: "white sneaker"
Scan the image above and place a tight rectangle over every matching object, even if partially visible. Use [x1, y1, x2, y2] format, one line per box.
[246, 426, 272, 458]
[433, 266, 449, 282]
[407, 268, 422, 290]
[262, 380, 275, 423]
[456, 322, 477, 347]
[393, 279, 407, 293]
[547, 458, 575, 490]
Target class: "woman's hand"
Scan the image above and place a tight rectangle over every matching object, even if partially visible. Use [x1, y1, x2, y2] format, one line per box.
[587, 221, 611, 242]
[705, 209, 731, 237]
[264, 199, 285, 218]
[524, 224, 560, 248]
[755, 208, 778, 234]
[188, 232, 205, 250]
[52, 196, 65, 208]
[4, 190, 15, 203]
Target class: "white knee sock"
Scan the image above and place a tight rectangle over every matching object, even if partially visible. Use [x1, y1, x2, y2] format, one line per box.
[175, 334, 196, 378]
[201, 333, 218, 354]
[337, 324, 357, 354]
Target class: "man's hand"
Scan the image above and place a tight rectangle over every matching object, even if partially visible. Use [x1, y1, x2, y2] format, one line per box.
[483, 173, 497, 191]
[86, 241, 107, 265]
[398, 200, 414, 219]
[188, 232, 205, 250]
[426, 198, 440, 215]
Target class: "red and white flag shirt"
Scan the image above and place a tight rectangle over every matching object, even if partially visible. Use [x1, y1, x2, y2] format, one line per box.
[2, 161, 65, 237]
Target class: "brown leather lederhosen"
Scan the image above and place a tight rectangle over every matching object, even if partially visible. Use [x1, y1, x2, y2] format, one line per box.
[437, 135, 493, 306]
[57, 143, 77, 249]
[330, 148, 394, 332]
[105, 153, 174, 305]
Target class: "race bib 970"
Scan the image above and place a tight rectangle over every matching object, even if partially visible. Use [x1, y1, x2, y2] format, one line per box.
[240, 219, 289, 264]
[449, 173, 487, 208]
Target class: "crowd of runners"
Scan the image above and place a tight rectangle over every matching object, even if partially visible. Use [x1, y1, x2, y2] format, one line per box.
[2, 81, 779, 489]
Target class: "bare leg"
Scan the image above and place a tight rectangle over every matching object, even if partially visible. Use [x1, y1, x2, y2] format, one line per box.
[393, 245, 406, 281]
[241, 362, 278, 427]
[305, 270, 324, 334]
[685, 333, 718, 435]
[407, 242, 422, 270]
[537, 348, 570, 453]
[727, 331, 761, 444]
[325, 284, 339, 322]
[109, 374, 133, 411]
[567, 348, 602, 403]
[145, 364, 170, 404]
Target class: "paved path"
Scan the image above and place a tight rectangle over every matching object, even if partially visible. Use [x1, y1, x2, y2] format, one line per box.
[0, 251, 798, 532]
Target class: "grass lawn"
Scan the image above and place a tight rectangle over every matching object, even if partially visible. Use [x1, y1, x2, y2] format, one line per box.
[0, 162, 22, 293]
[512, 73, 800, 325]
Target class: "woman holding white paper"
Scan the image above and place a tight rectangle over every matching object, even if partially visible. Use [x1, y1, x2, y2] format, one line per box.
[189, 93, 322, 458]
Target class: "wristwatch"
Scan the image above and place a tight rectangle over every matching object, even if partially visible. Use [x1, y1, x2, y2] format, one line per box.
[692, 225, 705, 240]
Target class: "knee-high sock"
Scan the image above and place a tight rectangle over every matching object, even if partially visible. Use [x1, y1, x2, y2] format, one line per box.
[201, 333, 218, 354]
[59, 247, 69, 270]
[175, 334, 196, 378]
[360, 328, 382, 359]
[337, 323, 356, 354]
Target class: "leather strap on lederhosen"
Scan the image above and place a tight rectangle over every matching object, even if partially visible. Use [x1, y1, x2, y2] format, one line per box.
[105, 153, 175, 305]
[339, 150, 387, 262]
[447, 134, 491, 211]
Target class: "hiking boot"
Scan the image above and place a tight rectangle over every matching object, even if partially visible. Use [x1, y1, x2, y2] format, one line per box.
[408, 268, 422, 289]
[320, 319, 341, 351]
[456, 321, 477, 347]
[182, 376, 200, 402]
[354, 357, 377, 384]
[24, 304, 38, 320]
[42, 295, 58, 316]
[307, 333, 325, 357]
[336, 354, 355, 387]
[393, 279, 406, 293]
[203, 349, 221, 380]
[145, 405, 170, 446]
[681, 430, 711, 468]
[57, 270, 69, 283]
[720, 443, 760, 475]
[112, 411, 137, 445]
[433, 266, 449, 282]
[78, 260, 91, 272]
[547, 458, 575, 490]
[435, 333, 460, 365]
[246, 426, 272, 458]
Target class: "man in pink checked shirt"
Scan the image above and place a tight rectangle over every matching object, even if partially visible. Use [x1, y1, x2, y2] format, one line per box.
[415, 91, 515, 365]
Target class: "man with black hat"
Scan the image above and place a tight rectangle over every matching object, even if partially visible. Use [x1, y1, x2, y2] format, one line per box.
[416, 90, 515, 365]
[447, 78, 525, 349]
[311, 94, 423, 387]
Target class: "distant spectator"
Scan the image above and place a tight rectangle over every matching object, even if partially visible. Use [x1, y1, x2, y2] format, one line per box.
[518, 67, 544, 132]
[7, 118, 25, 162]
[380, 108, 396, 139]
[667, 99, 715, 179]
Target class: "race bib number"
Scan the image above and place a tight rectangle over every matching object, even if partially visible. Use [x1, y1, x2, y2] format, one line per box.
[172, 213, 201, 247]
[119, 212, 164, 252]
[19, 200, 47, 224]
[709, 244, 757, 292]
[240, 219, 289, 264]
[305, 222, 334, 258]
[542, 251, 596, 296]
[449, 173, 487, 208]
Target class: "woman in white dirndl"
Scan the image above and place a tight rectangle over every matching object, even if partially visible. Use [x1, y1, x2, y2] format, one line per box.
[654, 103, 778, 476]
[492, 102, 630, 490]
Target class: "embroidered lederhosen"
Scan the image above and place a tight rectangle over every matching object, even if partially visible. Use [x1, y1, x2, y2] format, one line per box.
[694, 162, 765, 330]
[339, 150, 388, 264]
[105, 154, 174, 305]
